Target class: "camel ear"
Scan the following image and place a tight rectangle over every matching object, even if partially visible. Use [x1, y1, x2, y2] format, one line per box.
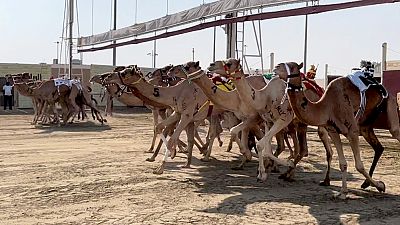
[195, 61, 200, 67]
[298, 62, 304, 70]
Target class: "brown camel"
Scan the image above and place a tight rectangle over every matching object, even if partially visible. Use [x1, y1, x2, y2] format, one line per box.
[91, 66, 205, 154]
[278, 62, 400, 198]
[103, 65, 211, 174]
[207, 59, 333, 185]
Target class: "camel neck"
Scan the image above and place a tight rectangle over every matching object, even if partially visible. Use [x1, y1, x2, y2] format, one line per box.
[230, 71, 261, 110]
[126, 77, 184, 107]
[190, 73, 240, 112]
[286, 80, 327, 126]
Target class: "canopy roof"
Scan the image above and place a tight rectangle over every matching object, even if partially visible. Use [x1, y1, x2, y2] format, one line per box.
[78, 0, 310, 47]
[78, 0, 399, 52]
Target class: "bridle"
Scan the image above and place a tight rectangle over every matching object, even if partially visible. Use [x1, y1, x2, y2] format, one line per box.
[280, 63, 302, 104]
[222, 61, 242, 80]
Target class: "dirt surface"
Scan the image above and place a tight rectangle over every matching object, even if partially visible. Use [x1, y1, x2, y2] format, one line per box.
[1, 108, 400, 225]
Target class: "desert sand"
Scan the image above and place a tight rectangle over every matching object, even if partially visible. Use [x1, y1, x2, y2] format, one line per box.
[0, 108, 399, 225]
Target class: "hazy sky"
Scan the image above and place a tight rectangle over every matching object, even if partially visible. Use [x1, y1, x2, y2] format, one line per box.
[1, 0, 399, 78]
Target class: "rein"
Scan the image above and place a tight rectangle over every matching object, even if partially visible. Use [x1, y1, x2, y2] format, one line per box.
[281, 63, 303, 104]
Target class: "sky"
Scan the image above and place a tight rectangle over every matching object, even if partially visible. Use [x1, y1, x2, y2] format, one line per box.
[1, 0, 399, 79]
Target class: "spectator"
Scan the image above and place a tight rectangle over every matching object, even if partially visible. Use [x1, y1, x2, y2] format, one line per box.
[3, 81, 13, 110]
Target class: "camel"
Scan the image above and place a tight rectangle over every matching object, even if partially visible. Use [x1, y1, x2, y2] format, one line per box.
[91, 66, 205, 154]
[278, 61, 400, 198]
[13, 73, 104, 125]
[103, 65, 212, 174]
[207, 59, 333, 185]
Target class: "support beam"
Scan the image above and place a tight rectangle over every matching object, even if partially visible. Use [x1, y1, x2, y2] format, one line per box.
[69, 0, 74, 79]
[112, 0, 117, 66]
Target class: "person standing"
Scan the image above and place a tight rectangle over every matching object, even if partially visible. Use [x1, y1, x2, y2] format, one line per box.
[3, 81, 13, 110]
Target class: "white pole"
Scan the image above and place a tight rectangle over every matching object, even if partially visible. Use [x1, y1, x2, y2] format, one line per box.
[303, 1, 309, 74]
[270, 52, 274, 73]
[68, 0, 74, 79]
[324, 64, 328, 89]
[382, 42, 387, 72]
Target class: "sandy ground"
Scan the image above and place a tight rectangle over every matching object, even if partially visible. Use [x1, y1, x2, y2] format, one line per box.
[0, 108, 400, 225]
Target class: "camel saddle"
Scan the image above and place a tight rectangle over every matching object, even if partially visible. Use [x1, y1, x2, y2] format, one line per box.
[210, 74, 235, 92]
[347, 70, 388, 120]
[300, 73, 324, 97]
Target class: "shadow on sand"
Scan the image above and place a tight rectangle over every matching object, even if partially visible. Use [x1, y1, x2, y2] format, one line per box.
[34, 120, 111, 134]
[156, 150, 400, 224]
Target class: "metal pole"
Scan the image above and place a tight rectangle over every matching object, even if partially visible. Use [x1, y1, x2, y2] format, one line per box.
[303, 1, 309, 74]
[270, 52, 274, 73]
[69, 0, 74, 79]
[166, 0, 169, 15]
[192, 48, 195, 61]
[153, 32, 157, 68]
[213, 17, 216, 62]
[112, 0, 117, 66]
[382, 42, 387, 72]
[324, 64, 328, 88]
[135, 0, 138, 24]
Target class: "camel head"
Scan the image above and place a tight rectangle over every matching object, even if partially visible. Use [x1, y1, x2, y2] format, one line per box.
[167, 61, 201, 79]
[273, 62, 303, 81]
[103, 65, 143, 85]
[11, 72, 31, 84]
[147, 64, 173, 80]
[207, 58, 242, 79]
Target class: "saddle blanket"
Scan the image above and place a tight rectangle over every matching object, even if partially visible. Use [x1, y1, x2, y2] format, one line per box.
[346, 70, 387, 120]
[54, 78, 82, 90]
[54, 78, 72, 87]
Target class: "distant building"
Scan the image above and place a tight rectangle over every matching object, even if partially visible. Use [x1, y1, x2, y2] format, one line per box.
[0, 62, 153, 109]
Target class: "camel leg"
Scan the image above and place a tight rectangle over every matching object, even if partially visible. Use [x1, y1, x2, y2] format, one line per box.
[230, 118, 256, 160]
[358, 127, 384, 189]
[152, 133, 171, 175]
[146, 122, 176, 162]
[327, 131, 348, 199]
[146, 109, 159, 153]
[217, 134, 223, 147]
[182, 122, 195, 168]
[166, 114, 193, 159]
[225, 135, 235, 152]
[256, 118, 294, 182]
[155, 112, 180, 134]
[201, 115, 223, 161]
[347, 132, 385, 194]
[278, 125, 305, 181]
[317, 126, 333, 186]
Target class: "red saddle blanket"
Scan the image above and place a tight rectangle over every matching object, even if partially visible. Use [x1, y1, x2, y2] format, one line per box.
[300, 73, 324, 97]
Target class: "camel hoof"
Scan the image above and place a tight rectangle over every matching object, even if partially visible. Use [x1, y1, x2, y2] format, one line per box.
[146, 158, 155, 162]
[170, 149, 176, 159]
[361, 180, 371, 189]
[231, 165, 244, 171]
[102, 119, 107, 123]
[218, 141, 223, 147]
[319, 180, 331, 186]
[257, 173, 267, 183]
[200, 157, 210, 162]
[153, 167, 164, 175]
[376, 181, 386, 193]
[144, 149, 154, 153]
[181, 164, 191, 169]
[178, 149, 188, 153]
[271, 166, 280, 173]
[333, 192, 347, 200]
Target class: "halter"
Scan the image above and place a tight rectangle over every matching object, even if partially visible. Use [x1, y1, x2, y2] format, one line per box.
[187, 69, 204, 83]
[281, 63, 303, 104]
[222, 61, 242, 80]
[180, 65, 190, 77]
